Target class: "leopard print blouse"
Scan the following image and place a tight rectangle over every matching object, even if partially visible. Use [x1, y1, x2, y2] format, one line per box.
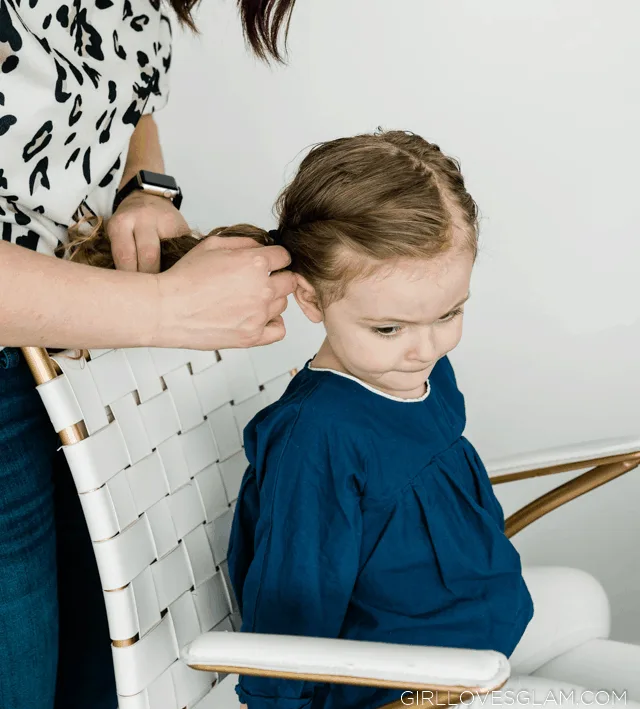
[0, 0, 173, 256]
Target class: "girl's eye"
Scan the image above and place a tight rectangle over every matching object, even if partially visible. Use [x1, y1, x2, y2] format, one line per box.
[372, 325, 402, 337]
[371, 309, 463, 336]
[438, 307, 464, 323]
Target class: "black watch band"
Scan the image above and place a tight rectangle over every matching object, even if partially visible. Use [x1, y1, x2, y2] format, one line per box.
[112, 170, 183, 213]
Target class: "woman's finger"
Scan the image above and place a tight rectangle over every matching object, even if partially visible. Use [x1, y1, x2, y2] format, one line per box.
[257, 316, 286, 346]
[261, 244, 292, 271]
[269, 270, 297, 299]
[133, 222, 162, 274]
[203, 236, 263, 251]
[107, 223, 138, 272]
[267, 296, 289, 322]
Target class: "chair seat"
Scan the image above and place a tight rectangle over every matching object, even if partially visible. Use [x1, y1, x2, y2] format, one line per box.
[464, 674, 639, 708]
[533, 639, 640, 701]
[510, 566, 611, 675]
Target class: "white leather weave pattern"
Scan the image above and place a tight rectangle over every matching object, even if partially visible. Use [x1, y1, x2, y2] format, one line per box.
[37, 317, 323, 709]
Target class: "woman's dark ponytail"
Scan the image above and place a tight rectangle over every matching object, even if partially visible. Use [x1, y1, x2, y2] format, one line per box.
[236, 0, 297, 62]
[168, 0, 297, 62]
[167, 0, 201, 32]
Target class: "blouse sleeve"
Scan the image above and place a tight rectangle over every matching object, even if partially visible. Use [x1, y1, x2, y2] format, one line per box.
[143, 11, 173, 116]
[235, 420, 364, 708]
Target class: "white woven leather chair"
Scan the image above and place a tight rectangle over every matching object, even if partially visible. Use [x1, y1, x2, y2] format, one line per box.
[20, 328, 640, 709]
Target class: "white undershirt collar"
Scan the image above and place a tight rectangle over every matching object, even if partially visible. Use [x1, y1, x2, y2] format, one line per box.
[307, 362, 431, 403]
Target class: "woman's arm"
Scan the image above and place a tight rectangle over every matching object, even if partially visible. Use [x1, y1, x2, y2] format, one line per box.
[0, 239, 158, 349]
[0, 236, 294, 350]
[118, 114, 165, 187]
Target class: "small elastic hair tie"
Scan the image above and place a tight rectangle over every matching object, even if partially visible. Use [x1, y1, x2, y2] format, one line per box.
[267, 229, 283, 246]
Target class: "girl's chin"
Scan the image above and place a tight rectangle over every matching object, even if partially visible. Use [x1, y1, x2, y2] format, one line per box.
[364, 373, 429, 399]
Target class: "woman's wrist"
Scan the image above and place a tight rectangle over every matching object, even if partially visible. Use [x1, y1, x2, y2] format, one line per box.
[51, 259, 161, 350]
[122, 269, 162, 348]
[81, 266, 163, 350]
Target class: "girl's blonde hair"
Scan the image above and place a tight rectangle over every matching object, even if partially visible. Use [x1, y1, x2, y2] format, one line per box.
[62, 130, 479, 305]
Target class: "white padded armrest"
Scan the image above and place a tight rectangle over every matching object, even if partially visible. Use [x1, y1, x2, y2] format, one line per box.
[182, 632, 510, 692]
[485, 435, 640, 477]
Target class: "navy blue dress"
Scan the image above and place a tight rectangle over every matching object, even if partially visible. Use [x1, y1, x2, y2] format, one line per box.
[228, 357, 533, 709]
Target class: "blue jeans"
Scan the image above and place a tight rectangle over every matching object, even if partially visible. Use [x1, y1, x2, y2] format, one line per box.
[0, 348, 116, 709]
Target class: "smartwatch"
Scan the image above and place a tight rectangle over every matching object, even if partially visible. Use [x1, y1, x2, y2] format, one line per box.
[113, 170, 183, 212]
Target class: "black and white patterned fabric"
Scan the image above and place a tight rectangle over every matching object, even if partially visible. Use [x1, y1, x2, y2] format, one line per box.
[0, 0, 173, 256]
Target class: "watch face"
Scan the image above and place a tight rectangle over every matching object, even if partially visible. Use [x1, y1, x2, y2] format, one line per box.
[139, 170, 178, 190]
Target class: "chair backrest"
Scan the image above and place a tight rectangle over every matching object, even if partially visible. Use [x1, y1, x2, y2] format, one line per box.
[32, 314, 324, 709]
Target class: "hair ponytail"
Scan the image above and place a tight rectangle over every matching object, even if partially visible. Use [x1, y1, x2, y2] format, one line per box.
[166, 0, 201, 32]
[235, 0, 297, 62]
[59, 217, 275, 271]
[168, 0, 297, 63]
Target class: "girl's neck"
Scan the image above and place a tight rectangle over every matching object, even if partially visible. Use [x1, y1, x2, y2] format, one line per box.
[310, 338, 346, 373]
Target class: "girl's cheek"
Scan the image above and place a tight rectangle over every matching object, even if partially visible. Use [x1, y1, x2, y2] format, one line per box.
[353, 333, 383, 363]
[444, 322, 464, 355]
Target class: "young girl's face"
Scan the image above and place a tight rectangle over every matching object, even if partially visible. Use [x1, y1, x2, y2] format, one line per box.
[308, 248, 474, 399]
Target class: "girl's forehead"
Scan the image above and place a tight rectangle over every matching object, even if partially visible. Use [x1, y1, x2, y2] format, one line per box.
[341, 253, 473, 319]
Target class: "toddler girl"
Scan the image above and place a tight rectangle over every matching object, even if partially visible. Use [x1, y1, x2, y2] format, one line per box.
[226, 131, 533, 709]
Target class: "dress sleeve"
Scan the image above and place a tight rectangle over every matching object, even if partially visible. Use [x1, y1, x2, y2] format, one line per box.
[235, 421, 363, 708]
[143, 11, 173, 116]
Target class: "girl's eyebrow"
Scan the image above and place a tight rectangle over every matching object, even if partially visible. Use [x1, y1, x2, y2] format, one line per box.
[361, 292, 471, 324]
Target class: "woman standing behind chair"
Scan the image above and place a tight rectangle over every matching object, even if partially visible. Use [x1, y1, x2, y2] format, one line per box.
[0, 2, 296, 707]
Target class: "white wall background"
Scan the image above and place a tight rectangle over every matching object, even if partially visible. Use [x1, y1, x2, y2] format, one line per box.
[156, 0, 640, 641]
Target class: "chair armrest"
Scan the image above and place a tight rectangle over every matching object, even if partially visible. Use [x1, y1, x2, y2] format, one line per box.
[485, 435, 640, 479]
[488, 437, 640, 537]
[182, 632, 510, 693]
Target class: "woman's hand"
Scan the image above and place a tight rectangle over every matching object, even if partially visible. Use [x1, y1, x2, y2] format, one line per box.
[153, 235, 296, 350]
[107, 192, 190, 273]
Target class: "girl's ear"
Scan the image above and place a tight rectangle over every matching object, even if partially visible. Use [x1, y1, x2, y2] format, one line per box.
[293, 274, 324, 323]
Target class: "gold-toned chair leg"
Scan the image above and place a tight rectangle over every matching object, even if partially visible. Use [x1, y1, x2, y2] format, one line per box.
[21, 346, 60, 384]
[20, 346, 88, 446]
[505, 455, 640, 538]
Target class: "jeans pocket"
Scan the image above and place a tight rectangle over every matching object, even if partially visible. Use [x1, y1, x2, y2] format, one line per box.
[0, 347, 21, 370]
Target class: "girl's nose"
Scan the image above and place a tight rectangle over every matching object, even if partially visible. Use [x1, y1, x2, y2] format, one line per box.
[406, 329, 437, 364]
